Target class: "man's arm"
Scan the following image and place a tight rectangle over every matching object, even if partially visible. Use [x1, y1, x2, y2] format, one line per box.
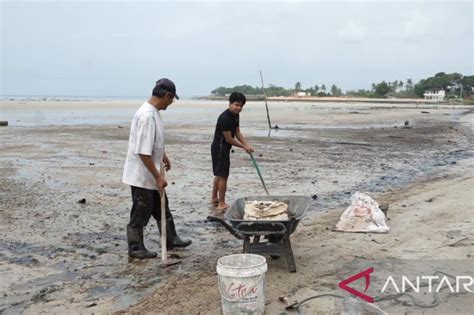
[236, 127, 252, 150]
[139, 154, 167, 190]
[223, 130, 254, 153]
[163, 152, 171, 171]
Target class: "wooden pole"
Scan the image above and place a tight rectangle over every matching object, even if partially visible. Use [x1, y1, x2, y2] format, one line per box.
[260, 70, 272, 130]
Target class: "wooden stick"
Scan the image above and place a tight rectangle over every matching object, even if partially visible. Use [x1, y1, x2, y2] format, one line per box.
[447, 236, 468, 247]
[436, 236, 468, 248]
[160, 162, 167, 264]
[260, 70, 272, 130]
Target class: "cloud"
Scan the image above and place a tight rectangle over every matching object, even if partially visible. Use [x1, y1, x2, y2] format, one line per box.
[337, 20, 368, 42]
[403, 10, 430, 38]
[1, 1, 472, 97]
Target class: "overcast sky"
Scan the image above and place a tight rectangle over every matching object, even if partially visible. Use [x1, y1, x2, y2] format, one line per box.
[1, 0, 473, 98]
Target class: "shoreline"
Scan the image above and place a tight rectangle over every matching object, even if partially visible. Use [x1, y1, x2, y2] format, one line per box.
[2, 96, 473, 106]
[195, 95, 473, 105]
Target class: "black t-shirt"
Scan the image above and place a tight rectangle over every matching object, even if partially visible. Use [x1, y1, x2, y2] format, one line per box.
[212, 109, 239, 149]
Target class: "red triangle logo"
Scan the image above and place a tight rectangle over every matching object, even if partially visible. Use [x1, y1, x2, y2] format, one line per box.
[338, 267, 374, 303]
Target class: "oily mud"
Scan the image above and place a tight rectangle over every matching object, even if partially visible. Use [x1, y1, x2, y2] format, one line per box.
[0, 103, 472, 314]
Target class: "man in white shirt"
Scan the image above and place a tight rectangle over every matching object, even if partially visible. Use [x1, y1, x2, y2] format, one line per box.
[123, 78, 191, 259]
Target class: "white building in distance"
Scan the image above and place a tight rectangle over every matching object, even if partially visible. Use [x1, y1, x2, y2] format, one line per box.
[424, 88, 445, 101]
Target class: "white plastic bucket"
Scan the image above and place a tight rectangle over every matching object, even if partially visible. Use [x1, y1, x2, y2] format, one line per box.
[217, 254, 268, 315]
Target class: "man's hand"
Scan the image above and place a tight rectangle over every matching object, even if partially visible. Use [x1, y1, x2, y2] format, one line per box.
[163, 154, 171, 171]
[244, 145, 254, 154]
[156, 176, 168, 191]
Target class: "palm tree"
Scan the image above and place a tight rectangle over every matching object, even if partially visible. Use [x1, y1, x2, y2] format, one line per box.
[391, 81, 399, 93]
[295, 82, 301, 92]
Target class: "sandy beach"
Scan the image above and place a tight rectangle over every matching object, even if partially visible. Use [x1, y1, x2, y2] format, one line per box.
[0, 100, 472, 314]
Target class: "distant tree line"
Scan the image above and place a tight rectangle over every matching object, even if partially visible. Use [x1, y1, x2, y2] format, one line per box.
[211, 83, 339, 97]
[211, 72, 473, 99]
[414, 72, 473, 98]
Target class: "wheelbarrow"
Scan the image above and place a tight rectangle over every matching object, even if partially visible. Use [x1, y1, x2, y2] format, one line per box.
[208, 195, 311, 272]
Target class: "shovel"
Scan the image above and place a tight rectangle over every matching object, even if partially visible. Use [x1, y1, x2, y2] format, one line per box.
[248, 153, 270, 196]
[159, 162, 181, 267]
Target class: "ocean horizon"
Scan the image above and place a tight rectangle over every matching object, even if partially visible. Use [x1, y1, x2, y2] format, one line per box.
[0, 94, 198, 101]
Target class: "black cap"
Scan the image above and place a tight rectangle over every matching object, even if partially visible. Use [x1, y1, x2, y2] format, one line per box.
[154, 78, 179, 99]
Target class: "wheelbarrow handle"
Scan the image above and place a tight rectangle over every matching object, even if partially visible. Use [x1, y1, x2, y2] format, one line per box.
[207, 216, 244, 240]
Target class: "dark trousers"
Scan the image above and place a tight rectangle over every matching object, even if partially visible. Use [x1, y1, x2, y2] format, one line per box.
[128, 186, 172, 229]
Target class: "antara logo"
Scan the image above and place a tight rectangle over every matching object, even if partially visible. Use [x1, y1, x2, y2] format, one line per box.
[338, 267, 473, 303]
[338, 267, 374, 303]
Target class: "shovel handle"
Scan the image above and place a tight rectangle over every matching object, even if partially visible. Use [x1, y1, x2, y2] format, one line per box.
[248, 153, 270, 196]
[160, 162, 167, 263]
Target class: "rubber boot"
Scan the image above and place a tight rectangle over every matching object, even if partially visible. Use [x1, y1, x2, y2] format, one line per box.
[167, 217, 192, 249]
[127, 226, 157, 259]
[158, 217, 192, 249]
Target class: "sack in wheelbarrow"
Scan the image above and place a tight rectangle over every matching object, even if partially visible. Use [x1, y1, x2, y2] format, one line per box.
[243, 200, 289, 221]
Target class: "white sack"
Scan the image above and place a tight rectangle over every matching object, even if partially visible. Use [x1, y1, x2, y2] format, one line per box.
[335, 192, 390, 233]
[244, 201, 289, 221]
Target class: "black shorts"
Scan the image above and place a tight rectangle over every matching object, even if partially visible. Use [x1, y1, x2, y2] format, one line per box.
[211, 144, 230, 177]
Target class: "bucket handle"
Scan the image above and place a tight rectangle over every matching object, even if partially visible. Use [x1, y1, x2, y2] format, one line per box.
[218, 273, 265, 303]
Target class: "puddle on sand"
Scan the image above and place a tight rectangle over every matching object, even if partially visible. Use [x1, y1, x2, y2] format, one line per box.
[249, 123, 404, 139]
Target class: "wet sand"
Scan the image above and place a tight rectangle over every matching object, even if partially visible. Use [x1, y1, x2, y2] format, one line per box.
[0, 100, 472, 314]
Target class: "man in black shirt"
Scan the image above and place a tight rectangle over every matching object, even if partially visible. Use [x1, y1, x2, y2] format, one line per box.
[211, 92, 254, 210]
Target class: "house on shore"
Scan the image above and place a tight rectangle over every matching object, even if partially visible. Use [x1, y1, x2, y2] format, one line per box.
[424, 88, 445, 101]
[294, 91, 311, 97]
